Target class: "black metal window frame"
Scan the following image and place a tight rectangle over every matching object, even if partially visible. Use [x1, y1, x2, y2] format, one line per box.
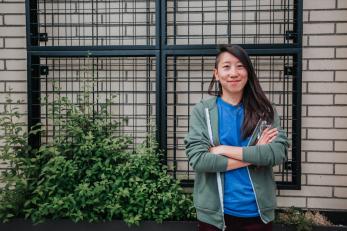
[26, 0, 303, 190]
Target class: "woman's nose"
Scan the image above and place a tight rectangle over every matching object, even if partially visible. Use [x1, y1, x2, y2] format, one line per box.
[228, 66, 238, 77]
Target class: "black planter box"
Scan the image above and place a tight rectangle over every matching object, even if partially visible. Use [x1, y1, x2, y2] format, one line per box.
[0, 219, 198, 231]
[273, 224, 347, 231]
[1, 220, 346, 231]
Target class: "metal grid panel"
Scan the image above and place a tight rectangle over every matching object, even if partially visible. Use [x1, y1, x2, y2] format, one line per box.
[167, 0, 295, 45]
[31, 56, 156, 148]
[27, 0, 302, 189]
[33, 0, 156, 46]
[166, 55, 297, 187]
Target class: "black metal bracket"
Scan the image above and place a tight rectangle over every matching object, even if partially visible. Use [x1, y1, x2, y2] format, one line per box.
[284, 66, 294, 76]
[284, 161, 293, 170]
[285, 31, 297, 40]
[40, 65, 49, 75]
[39, 33, 48, 42]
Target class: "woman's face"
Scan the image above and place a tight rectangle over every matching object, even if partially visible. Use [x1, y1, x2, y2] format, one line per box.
[214, 52, 248, 98]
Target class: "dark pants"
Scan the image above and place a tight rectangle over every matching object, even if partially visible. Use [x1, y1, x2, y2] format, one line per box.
[198, 214, 272, 231]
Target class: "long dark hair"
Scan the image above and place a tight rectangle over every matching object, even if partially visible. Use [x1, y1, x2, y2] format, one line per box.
[208, 44, 274, 139]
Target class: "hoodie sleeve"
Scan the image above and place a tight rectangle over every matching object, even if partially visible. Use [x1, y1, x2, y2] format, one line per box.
[184, 104, 228, 173]
[242, 107, 289, 166]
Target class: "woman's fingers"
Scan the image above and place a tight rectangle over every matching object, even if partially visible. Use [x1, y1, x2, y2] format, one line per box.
[257, 128, 278, 145]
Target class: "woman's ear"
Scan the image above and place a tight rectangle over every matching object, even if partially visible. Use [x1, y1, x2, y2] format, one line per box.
[213, 68, 219, 81]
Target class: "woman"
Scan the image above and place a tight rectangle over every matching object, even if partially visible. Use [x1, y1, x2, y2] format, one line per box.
[185, 44, 289, 231]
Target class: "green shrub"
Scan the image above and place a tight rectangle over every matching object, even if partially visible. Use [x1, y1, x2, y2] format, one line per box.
[0, 93, 195, 225]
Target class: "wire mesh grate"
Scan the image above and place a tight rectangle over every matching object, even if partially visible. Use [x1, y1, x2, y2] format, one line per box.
[166, 55, 297, 186]
[27, 0, 302, 189]
[33, 0, 156, 46]
[167, 0, 295, 45]
[30, 56, 156, 148]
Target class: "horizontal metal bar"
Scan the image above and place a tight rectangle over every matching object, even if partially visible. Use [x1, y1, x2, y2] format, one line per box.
[166, 44, 300, 50]
[164, 48, 301, 56]
[29, 50, 159, 57]
[29, 45, 157, 52]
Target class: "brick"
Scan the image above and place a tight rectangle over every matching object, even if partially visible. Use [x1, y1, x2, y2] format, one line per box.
[0, 3, 25, 14]
[338, 0, 347, 8]
[302, 128, 307, 139]
[308, 198, 347, 210]
[335, 95, 347, 104]
[309, 59, 347, 70]
[302, 94, 333, 105]
[0, 49, 26, 59]
[0, 60, 4, 70]
[302, 106, 307, 117]
[301, 82, 307, 93]
[302, 140, 333, 151]
[335, 141, 347, 151]
[310, 35, 347, 46]
[0, 82, 4, 92]
[5, 82, 26, 92]
[310, 10, 347, 22]
[335, 164, 347, 174]
[5, 59, 26, 70]
[308, 129, 347, 140]
[0, 16, 3, 26]
[0, 38, 3, 48]
[302, 36, 309, 47]
[335, 71, 347, 81]
[309, 106, 347, 116]
[277, 197, 306, 208]
[0, 93, 26, 103]
[304, 23, 335, 34]
[302, 117, 333, 128]
[336, 23, 347, 33]
[334, 187, 347, 198]
[0, 71, 26, 81]
[4, 38, 26, 48]
[336, 48, 347, 58]
[335, 118, 347, 128]
[303, 48, 334, 58]
[302, 71, 334, 82]
[308, 175, 347, 186]
[303, 11, 309, 22]
[309, 83, 347, 93]
[0, 26, 25, 37]
[4, 15, 25, 26]
[308, 152, 347, 163]
[304, 0, 336, 9]
[302, 163, 333, 174]
[279, 186, 332, 197]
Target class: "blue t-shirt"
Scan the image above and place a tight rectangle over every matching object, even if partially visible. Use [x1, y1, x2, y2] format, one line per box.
[217, 97, 259, 218]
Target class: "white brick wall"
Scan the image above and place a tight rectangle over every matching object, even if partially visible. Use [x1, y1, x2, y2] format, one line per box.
[277, 0, 347, 211]
[0, 0, 347, 212]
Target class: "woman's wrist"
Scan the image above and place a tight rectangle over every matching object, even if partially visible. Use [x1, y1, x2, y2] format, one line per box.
[223, 145, 243, 160]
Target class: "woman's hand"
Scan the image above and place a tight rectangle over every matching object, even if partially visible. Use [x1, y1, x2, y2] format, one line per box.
[257, 127, 278, 145]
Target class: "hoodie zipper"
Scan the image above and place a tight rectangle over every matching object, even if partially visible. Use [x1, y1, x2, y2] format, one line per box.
[245, 118, 267, 224]
[246, 166, 267, 224]
[204, 108, 226, 231]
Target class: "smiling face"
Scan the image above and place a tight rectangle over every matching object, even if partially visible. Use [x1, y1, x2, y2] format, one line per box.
[214, 51, 248, 102]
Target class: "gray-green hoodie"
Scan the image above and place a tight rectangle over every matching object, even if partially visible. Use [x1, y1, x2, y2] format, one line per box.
[184, 97, 289, 230]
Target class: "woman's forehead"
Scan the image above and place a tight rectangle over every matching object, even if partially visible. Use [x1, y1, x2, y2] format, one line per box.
[219, 52, 241, 63]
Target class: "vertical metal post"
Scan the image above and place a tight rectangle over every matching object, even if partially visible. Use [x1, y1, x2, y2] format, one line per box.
[157, 0, 168, 164]
[26, 0, 41, 151]
[292, 0, 303, 189]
